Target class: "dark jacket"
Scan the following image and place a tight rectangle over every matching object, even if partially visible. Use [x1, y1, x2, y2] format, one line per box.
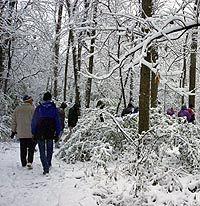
[58, 108, 65, 130]
[68, 105, 79, 128]
[31, 100, 61, 139]
[121, 106, 133, 117]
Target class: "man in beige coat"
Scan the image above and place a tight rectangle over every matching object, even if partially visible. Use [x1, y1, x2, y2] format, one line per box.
[11, 94, 35, 169]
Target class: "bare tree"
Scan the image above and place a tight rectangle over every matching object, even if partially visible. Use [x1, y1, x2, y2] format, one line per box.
[0, 0, 6, 90]
[0, 0, 16, 93]
[66, 0, 81, 105]
[53, 0, 63, 99]
[189, 30, 197, 107]
[116, 67, 131, 114]
[85, 0, 98, 108]
[180, 34, 188, 104]
[63, 30, 71, 101]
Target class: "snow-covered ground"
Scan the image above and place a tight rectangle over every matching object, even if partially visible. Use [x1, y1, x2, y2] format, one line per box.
[0, 141, 96, 206]
[2, 140, 200, 206]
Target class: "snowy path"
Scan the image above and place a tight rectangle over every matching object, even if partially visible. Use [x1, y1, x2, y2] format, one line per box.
[0, 142, 97, 206]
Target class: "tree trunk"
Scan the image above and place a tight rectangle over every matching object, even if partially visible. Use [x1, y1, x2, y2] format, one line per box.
[189, 30, 197, 107]
[117, 36, 127, 108]
[2, 0, 16, 93]
[138, 0, 153, 134]
[3, 40, 12, 94]
[0, 46, 4, 91]
[63, 31, 71, 101]
[0, 2, 4, 90]
[150, 46, 159, 108]
[53, 2, 63, 99]
[189, 0, 200, 106]
[139, 54, 151, 134]
[188, 1, 198, 107]
[85, 0, 97, 108]
[71, 32, 81, 105]
[129, 68, 134, 103]
[181, 37, 187, 104]
[65, 0, 79, 103]
[116, 68, 131, 114]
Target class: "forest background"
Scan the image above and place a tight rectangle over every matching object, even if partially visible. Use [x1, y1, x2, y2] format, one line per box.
[1, 0, 200, 205]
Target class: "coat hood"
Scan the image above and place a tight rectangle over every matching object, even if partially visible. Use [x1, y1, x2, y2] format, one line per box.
[181, 104, 187, 110]
[40, 100, 55, 108]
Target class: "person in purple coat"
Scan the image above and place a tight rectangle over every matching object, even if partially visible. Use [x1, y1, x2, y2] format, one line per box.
[178, 104, 191, 123]
[167, 107, 175, 116]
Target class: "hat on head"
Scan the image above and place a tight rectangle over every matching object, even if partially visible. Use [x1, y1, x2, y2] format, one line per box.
[60, 102, 67, 109]
[23, 94, 33, 102]
[43, 92, 52, 101]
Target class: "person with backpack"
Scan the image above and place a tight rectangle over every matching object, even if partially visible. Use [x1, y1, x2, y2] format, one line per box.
[31, 92, 61, 175]
[178, 104, 191, 123]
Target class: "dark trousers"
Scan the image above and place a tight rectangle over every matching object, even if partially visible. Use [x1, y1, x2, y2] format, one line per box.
[19, 138, 35, 166]
[38, 139, 53, 172]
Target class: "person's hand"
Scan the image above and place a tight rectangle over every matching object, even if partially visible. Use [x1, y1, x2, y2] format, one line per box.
[54, 135, 59, 143]
[32, 135, 36, 142]
[10, 131, 17, 139]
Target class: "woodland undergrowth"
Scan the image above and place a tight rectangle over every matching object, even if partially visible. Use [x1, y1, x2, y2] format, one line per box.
[57, 107, 200, 206]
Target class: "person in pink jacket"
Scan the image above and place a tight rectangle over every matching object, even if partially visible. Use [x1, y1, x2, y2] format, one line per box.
[11, 95, 35, 169]
[187, 104, 195, 123]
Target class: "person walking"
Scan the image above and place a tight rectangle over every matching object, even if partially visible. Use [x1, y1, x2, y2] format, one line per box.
[178, 104, 191, 123]
[68, 103, 80, 134]
[121, 102, 134, 117]
[96, 100, 105, 122]
[166, 107, 175, 116]
[188, 104, 195, 123]
[31, 92, 61, 175]
[10, 94, 35, 169]
[55, 102, 67, 148]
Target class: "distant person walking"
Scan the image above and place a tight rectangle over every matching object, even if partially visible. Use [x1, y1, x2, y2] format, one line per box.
[178, 104, 191, 123]
[96, 100, 105, 122]
[31, 92, 61, 175]
[55, 102, 67, 148]
[121, 102, 134, 117]
[166, 107, 175, 116]
[68, 103, 80, 134]
[11, 94, 35, 169]
[188, 104, 195, 123]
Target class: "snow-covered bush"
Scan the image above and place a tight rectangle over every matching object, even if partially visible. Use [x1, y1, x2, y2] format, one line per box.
[0, 94, 15, 140]
[92, 108, 200, 206]
[56, 108, 139, 167]
[56, 104, 200, 205]
[58, 106, 200, 171]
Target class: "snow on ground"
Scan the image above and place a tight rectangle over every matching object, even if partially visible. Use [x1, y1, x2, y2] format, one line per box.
[0, 141, 96, 206]
[2, 141, 200, 206]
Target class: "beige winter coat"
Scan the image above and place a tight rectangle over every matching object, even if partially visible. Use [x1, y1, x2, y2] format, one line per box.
[11, 103, 35, 139]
